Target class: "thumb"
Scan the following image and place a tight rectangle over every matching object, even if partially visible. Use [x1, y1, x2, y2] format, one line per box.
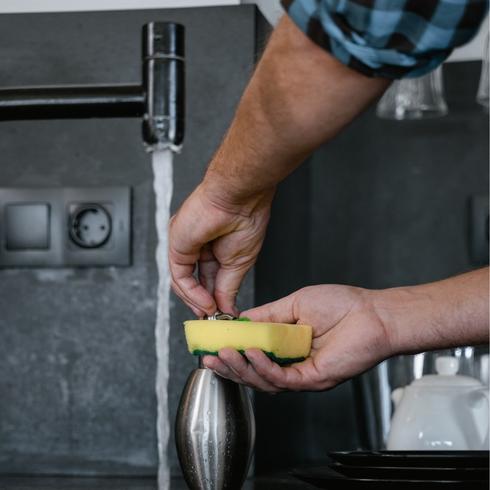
[242, 292, 298, 324]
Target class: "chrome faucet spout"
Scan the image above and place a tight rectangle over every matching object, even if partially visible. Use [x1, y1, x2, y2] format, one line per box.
[143, 22, 185, 152]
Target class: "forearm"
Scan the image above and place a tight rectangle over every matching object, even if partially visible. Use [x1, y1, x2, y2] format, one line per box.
[374, 268, 489, 355]
[202, 15, 389, 207]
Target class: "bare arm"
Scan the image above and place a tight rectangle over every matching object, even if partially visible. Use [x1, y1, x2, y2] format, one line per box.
[170, 16, 389, 316]
[203, 15, 389, 204]
[377, 267, 489, 355]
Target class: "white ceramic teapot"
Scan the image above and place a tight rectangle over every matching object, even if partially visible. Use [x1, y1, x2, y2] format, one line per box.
[387, 356, 489, 450]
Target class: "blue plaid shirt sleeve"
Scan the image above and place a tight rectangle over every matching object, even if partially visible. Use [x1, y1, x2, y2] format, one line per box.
[281, 0, 489, 78]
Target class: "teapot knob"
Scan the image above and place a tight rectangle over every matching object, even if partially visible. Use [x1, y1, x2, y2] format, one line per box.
[436, 356, 459, 376]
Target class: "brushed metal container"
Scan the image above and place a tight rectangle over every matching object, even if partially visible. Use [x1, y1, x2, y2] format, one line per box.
[175, 366, 255, 490]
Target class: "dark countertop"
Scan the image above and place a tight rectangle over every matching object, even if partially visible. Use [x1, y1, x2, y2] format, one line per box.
[0, 476, 317, 489]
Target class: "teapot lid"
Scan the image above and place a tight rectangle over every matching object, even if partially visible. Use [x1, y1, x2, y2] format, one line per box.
[411, 356, 483, 388]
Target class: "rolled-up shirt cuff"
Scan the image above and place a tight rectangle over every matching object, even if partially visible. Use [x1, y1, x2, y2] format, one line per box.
[281, 0, 482, 79]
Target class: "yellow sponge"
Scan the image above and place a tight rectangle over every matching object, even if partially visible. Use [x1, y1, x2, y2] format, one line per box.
[184, 319, 312, 365]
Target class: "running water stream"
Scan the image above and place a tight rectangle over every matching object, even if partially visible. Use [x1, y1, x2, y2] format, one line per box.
[152, 149, 174, 490]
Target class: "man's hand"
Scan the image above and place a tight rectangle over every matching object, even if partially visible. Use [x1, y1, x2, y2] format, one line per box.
[203, 285, 391, 392]
[168, 16, 389, 316]
[169, 183, 274, 317]
[203, 269, 489, 392]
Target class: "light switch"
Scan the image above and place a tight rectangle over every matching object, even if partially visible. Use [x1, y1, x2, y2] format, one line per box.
[5, 203, 50, 250]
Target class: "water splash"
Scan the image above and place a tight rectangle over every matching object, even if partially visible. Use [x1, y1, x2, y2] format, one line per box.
[152, 149, 173, 490]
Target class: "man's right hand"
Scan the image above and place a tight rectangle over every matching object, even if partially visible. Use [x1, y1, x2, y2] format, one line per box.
[169, 15, 389, 317]
[169, 183, 274, 317]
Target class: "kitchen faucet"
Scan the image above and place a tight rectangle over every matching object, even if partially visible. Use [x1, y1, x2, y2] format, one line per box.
[0, 21, 185, 151]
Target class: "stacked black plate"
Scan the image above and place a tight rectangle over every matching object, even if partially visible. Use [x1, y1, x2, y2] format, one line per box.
[292, 451, 490, 489]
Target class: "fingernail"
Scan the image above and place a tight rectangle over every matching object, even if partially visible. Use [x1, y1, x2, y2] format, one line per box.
[245, 351, 258, 363]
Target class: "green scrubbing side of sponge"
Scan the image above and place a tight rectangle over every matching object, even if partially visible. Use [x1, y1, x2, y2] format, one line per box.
[191, 349, 305, 366]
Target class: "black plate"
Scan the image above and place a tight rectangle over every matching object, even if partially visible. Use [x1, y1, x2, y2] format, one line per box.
[329, 451, 490, 469]
[291, 465, 488, 489]
[330, 462, 488, 481]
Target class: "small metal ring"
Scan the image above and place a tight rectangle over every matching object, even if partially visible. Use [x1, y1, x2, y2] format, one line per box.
[204, 311, 237, 321]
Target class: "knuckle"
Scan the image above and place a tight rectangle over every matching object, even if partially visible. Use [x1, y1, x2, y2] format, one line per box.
[240, 364, 257, 382]
[229, 363, 247, 379]
[251, 362, 267, 376]
[236, 368, 249, 379]
[259, 370, 277, 385]
[241, 365, 264, 386]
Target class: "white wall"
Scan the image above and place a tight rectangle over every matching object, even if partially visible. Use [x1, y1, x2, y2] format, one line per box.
[448, 16, 488, 62]
[0, 0, 240, 13]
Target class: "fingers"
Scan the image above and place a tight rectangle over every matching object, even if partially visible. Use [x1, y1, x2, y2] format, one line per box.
[214, 266, 249, 317]
[169, 217, 217, 316]
[245, 349, 337, 391]
[168, 185, 271, 317]
[202, 355, 242, 384]
[198, 244, 220, 295]
[171, 279, 207, 317]
[245, 349, 309, 391]
[202, 349, 326, 392]
[211, 348, 282, 393]
[241, 293, 298, 324]
[170, 260, 216, 315]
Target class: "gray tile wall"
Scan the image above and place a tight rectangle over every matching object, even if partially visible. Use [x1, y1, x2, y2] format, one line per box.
[0, 6, 256, 476]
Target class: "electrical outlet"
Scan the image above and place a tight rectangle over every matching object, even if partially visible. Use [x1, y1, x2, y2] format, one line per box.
[0, 187, 131, 267]
[468, 195, 489, 265]
[69, 204, 112, 249]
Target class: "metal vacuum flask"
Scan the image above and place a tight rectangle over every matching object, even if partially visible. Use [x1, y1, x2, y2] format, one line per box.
[175, 362, 255, 489]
